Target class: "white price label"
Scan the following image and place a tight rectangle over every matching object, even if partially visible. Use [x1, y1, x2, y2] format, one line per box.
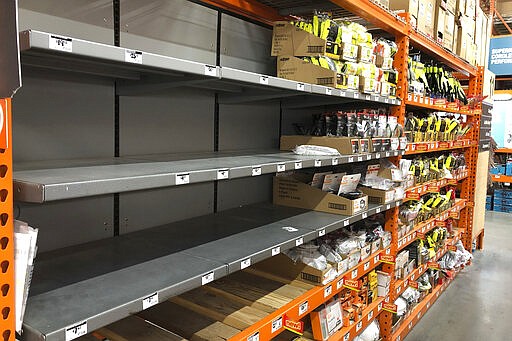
[386, 152, 390, 157]
[176, 173, 190, 185]
[337, 279, 344, 290]
[356, 321, 363, 331]
[125, 49, 143, 64]
[397, 336, 401, 341]
[271, 317, 283, 333]
[297, 83, 305, 91]
[378, 302, 383, 311]
[340, 91, 346, 97]
[315, 159, 322, 167]
[357, 156, 363, 162]
[398, 240, 403, 248]
[376, 208, 381, 213]
[332, 158, 339, 165]
[376, 153, 381, 158]
[374, 96, 380, 101]
[142, 292, 159, 310]
[324, 285, 332, 298]
[326, 87, 333, 95]
[240, 258, 251, 269]
[272, 246, 281, 256]
[217, 169, 229, 180]
[397, 286, 401, 294]
[319, 229, 326, 237]
[248, 332, 260, 341]
[299, 301, 308, 315]
[295, 161, 303, 169]
[348, 157, 354, 162]
[49, 35, 73, 52]
[409, 322, 413, 330]
[282, 226, 298, 232]
[252, 167, 262, 176]
[385, 98, 389, 103]
[202, 272, 214, 285]
[365, 94, 371, 100]
[394, 151, 399, 156]
[362, 212, 368, 219]
[367, 154, 372, 160]
[386, 248, 391, 255]
[352, 269, 358, 279]
[411, 275, 415, 281]
[344, 333, 350, 341]
[260, 75, 269, 85]
[427, 302, 431, 308]
[374, 255, 379, 263]
[277, 164, 286, 172]
[364, 261, 370, 271]
[368, 310, 374, 321]
[408, 235, 412, 242]
[295, 237, 304, 246]
[437, 291, 440, 297]
[417, 312, 422, 319]
[204, 65, 217, 76]
[65, 322, 87, 341]
[344, 220, 349, 227]
[354, 92, 360, 98]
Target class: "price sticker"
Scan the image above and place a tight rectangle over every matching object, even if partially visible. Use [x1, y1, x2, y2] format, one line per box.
[352, 269, 358, 279]
[324, 285, 332, 298]
[374, 255, 379, 263]
[260, 75, 269, 85]
[408, 93, 412, 101]
[386, 152, 390, 157]
[376, 208, 381, 213]
[176, 173, 190, 185]
[252, 167, 262, 176]
[367, 154, 372, 160]
[356, 321, 363, 331]
[374, 96, 380, 102]
[282, 226, 298, 232]
[248, 332, 260, 341]
[417, 312, 422, 319]
[319, 229, 326, 237]
[348, 157, 354, 162]
[397, 286, 401, 294]
[326, 87, 333, 95]
[368, 310, 374, 321]
[409, 322, 413, 330]
[397, 336, 401, 341]
[295, 237, 304, 246]
[362, 212, 368, 219]
[386, 204, 391, 210]
[378, 302, 383, 311]
[217, 169, 229, 180]
[204, 65, 217, 76]
[340, 91, 346, 97]
[271, 317, 283, 333]
[354, 92, 360, 98]
[125, 49, 143, 64]
[49, 35, 73, 52]
[65, 321, 87, 341]
[343, 220, 349, 227]
[141, 292, 159, 310]
[376, 153, 381, 158]
[299, 301, 308, 315]
[427, 302, 431, 309]
[297, 83, 305, 91]
[337, 278, 344, 290]
[240, 258, 251, 269]
[385, 98, 389, 103]
[315, 159, 322, 167]
[277, 164, 286, 172]
[202, 272, 214, 285]
[332, 158, 339, 165]
[364, 261, 370, 271]
[272, 246, 281, 256]
[295, 161, 303, 169]
[358, 156, 363, 162]
[343, 333, 350, 341]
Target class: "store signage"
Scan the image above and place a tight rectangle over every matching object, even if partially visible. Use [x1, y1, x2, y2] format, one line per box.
[489, 36, 512, 75]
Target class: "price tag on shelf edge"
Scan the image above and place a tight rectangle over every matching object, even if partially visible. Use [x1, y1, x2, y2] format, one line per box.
[65, 321, 87, 341]
[351, 269, 358, 279]
[343, 220, 349, 227]
[344, 333, 350, 341]
[271, 316, 283, 334]
[368, 310, 374, 321]
[332, 158, 339, 166]
[326, 87, 333, 95]
[356, 321, 363, 331]
[260, 75, 269, 85]
[204, 65, 217, 77]
[337, 279, 344, 290]
[125, 49, 143, 64]
[299, 301, 308, 315]
[142, 292, 159, 310]
[217, 169, 229, 180]
[202, 272, 214, 285]
[240, 258, 251, 269]
[319, 229, 326, 237]
[315, 159, 322, 167]
[295, 161, 303, 169]
[176, 173, 190, 185]
[49, 35, 73, 52]
[272, 246, 281, 256]
[252, 166, 262, 176]
[324, 285, 332, 298]
[296, 237, 304, 246]
[277, 164, 286, 172]
[297, 83, 305, 91]
[248, 332, 259, 341]
[364, 261, 370, 271]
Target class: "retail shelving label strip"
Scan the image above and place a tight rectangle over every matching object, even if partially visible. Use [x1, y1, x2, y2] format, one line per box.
[49, 35, 72, 52]
[271, 246, 280, 256]
[248, 332, 259, 341]
[271, 316, 282, 334]
[318, 229, 326, 237]
[277, 164, 286, 172]
[142, 292, 158, 310]
[240, 258, 251, 270]
[217, 169, 229, 180]
[201, 272, 214, 285]
[298, 301, 308, 316]
[125, 49, 143, 64]
[175, 173, 189, 185]
[315, 159, 322, 167]
[204, 65, 217, 77]
[324, 285, 332, 298]
[65, 321, 87, 341]
[259, 75, 269, 85]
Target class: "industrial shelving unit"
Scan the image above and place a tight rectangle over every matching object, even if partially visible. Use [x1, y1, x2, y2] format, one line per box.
[0, 0, 487, 340]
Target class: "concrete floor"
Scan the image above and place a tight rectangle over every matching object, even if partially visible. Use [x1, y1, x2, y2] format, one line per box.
[406, 211, 512, 341]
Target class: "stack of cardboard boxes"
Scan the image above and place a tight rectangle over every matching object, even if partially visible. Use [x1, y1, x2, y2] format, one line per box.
[390, 0, 491, 66]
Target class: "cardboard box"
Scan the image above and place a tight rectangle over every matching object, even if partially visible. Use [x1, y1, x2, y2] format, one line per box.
[360, 243, 372, 260]
[378, 167, 403, 181]
[465, 0, 475, 19]
[340, 43, 359, 61]
[360, 76, 377, 94]
[358, 46, 374, 63]
[359, 186, 395, 204]
[446, 0, 456, 13]
[434, 5, 446, 44]
[389, 0, 419, 19]
[417, 0, 436, 38]
[443, 10, 456, 50]
[371, 238, 382, 254]
[311, 300, 344, 340]
[456, 0, 466, 16]
[370, 138, 383, 152]
[376, 55, 394, 70]
[378, 284, 390, 297]
[280, 135, 361, 155]
[271, 21, 328, 57]
[277, 56, 337, 88]
[273, 175, 369, 216]
[329, 257, 349, 274]
[377, 270, 391, 286]
[255, 253, 333, 285]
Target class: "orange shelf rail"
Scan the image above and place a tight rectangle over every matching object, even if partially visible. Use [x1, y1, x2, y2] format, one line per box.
[404, 171, 469, 201]
[405, 94, 476, 116]
[229, 247, 390, 340]
[491, 174, 512, 183]
[405, 139, 474, 155]
[495, 148, 512, 154]
[397, 199, 467, 252]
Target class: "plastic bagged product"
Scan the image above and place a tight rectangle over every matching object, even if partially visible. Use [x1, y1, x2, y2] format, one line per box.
[354, 319, 380, 341]
[285, 243, 328, 271]
[293, 145, 341, 156]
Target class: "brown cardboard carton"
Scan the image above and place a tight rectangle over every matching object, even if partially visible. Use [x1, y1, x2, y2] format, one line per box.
[443, 10, 456, 50]
[434, 5, 447, 44]
[271, 21, 328, 57]
[359, 186, 396, 204]
[417, 0, 436, 38]
[273, 175, 368, 216]
[277, 56, 336, 87]
[446, 0, 456, 13]
[389, 0, 419, 16]
[456, 0, 466, 16]
[280, 135, 361, 155]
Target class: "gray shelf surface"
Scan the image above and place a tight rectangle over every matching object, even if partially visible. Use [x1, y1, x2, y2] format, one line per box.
[19, 30, 401, 106]
[14, 149, 405, 203]
[22, 200, 401, 341]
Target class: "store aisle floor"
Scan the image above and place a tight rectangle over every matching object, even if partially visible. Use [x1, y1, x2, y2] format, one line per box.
[406, 211, 512, 341]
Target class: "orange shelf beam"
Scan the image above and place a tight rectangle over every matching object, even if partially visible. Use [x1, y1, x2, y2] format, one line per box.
[404, 171, 469, 201]
[229, 247, 390, 341]
[405, 139, 474, 155]
[405, 94, 476, 116]
[495, 148, 512, 153]
[199, 0, 284, 24]
[491, 174, 512, 183]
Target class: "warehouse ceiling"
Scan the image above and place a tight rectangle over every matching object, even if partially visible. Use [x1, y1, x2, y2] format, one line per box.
[494, 0, 512, 35]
